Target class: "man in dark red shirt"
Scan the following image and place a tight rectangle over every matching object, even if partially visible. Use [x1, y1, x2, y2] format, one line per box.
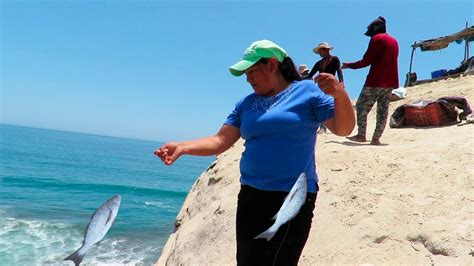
[342, 16, 399, 145]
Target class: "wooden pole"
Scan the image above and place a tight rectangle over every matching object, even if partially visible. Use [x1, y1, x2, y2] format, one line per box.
[465, 21, 470, 60]
[405, 43, 417, 87]
[408, 43, 416, 74]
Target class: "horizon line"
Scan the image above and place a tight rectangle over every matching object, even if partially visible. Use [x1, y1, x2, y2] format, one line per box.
[0, 123, 164, 144]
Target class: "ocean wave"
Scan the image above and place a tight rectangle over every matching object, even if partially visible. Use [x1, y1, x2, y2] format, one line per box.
[0, 217, 79, 264]
[144, 201, 175, 210]
[2, 176, 188, 198]
[0, 216, 161, 265]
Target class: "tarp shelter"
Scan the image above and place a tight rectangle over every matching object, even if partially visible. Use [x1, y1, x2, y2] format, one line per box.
[405, 25, 474, 86]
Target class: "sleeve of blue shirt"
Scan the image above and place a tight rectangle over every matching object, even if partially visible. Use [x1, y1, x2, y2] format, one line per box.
[310, 84, 335, 122]
[224, 97, 244, 128]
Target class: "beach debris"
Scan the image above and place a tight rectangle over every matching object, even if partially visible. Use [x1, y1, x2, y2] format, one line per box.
[64, 195, 121, 266]
[254, 173, 307, 241]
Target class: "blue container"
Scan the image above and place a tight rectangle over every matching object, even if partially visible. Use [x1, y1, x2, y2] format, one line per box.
[431, 69, 447, 79]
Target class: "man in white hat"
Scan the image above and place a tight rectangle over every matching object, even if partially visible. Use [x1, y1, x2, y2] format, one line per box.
[302, 42, 344, 87]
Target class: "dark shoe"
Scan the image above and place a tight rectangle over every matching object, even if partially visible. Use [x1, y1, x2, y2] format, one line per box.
[346, 135, 366, 142]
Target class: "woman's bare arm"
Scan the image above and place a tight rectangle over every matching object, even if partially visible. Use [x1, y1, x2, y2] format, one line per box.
[154, 124, 241, 165]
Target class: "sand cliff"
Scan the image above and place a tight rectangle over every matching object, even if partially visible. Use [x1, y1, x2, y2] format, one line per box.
[157, 75, 474, 265]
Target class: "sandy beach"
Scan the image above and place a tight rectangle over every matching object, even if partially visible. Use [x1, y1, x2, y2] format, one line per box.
[157, 75, 474, 265]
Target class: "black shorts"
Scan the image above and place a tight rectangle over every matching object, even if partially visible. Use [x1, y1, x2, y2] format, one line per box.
[236, 184, 318, 266]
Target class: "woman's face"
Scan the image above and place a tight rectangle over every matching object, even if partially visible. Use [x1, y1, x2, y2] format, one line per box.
[244, 61, 276, 96]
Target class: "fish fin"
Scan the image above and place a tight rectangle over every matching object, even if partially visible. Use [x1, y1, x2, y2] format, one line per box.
[105, 210, 113, 225]
[254, 225, 278, 241]
[64, 245, 86, 266]
[289, 189, 298, 201]
[271, 213, 278, 220]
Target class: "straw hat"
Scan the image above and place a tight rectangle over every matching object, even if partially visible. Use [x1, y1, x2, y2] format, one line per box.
[298, 64, 310, 74]
[312, 42, 334, 54]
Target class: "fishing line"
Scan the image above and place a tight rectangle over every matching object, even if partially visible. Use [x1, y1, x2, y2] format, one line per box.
[272, 220, 291, 266]
[271, 147, 315, 265]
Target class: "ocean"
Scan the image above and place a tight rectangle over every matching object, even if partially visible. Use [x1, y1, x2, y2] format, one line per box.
[0, 124, 214, 265]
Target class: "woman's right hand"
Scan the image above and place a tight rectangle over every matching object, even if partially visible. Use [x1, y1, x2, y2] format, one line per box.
[153, 125, 241, 166]
[154, 142, 185, 165]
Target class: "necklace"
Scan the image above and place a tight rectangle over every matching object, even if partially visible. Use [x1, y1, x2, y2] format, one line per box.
[252, 82, 295, 112]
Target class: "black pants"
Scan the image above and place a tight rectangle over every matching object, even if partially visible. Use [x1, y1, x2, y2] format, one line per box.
[236, 184, 318, 266]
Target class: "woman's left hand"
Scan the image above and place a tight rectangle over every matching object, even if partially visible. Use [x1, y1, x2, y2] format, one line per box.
[314, 73, 346, 99]
[314, 73, 355, 136]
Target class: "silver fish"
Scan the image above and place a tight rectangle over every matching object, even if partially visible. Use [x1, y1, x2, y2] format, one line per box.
[254, 173, 307, 241]
[65, 195, 121, 266]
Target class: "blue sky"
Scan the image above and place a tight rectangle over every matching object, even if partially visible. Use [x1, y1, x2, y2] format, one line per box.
[1, 0, 472, 142]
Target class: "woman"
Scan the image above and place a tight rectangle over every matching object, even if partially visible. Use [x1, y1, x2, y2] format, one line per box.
[155, 40, 354, 265]
[302, 42, 344, 87]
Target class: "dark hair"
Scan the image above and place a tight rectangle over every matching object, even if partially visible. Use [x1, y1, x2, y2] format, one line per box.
[257, 57, 302, 82]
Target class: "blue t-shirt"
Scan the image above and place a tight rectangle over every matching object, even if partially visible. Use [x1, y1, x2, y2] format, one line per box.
[224, 80, 335, 193]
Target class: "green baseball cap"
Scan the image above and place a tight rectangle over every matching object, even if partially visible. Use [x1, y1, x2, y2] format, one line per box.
[229, 40, 288, 76]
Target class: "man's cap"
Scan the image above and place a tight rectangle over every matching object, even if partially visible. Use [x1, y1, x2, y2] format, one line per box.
[229, 40, 288, 76]
[365, 16, 387, 37]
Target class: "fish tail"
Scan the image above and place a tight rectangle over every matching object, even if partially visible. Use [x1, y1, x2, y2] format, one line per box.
[254, 224, 278, 241]
[64, 245, 86, 266]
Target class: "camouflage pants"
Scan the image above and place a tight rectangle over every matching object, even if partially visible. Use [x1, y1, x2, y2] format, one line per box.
[355, 86, 394, 140]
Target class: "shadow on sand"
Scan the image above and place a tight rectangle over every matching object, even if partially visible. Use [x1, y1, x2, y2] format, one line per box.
[325, 140, 389, 147]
